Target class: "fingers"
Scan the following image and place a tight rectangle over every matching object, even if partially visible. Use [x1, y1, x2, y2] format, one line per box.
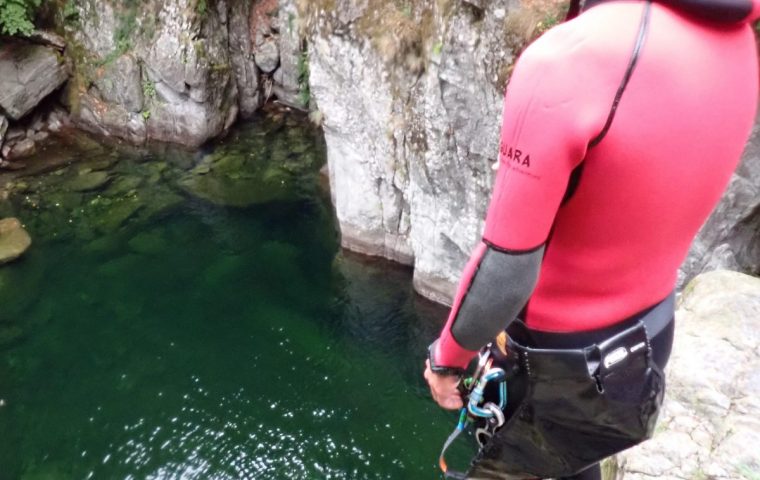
[438, 393, 464, 410]
[423, 360, 464, 410]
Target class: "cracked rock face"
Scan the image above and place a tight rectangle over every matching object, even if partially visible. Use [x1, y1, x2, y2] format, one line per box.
[0, 42, 69, 121]
[65, 0, 252, 147]
[616, 270, 760, 480]
[304, 0, 523, 304]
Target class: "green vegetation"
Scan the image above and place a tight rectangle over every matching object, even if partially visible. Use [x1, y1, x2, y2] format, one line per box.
[0, 0, 42, 36]
[535, 10, 562, 36]
[96, 0, 138, 67]
[62, 0, 78, 23]
[297, 49, 310, 108]
[401, 3, 412, 18]
[142, 79, 156, 100]
[738, 463, 760, 480]
[196, 0, 207, 15]
[113, 3, 136, 52]
[141, 79, 156, 121]
[432, 41, 443, 57]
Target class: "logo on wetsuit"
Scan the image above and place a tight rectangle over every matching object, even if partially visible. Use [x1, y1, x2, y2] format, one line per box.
[500, 143, 531, 168]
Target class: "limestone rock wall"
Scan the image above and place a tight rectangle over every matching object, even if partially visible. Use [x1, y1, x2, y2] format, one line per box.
[62, 0, 307, 148]
[64, 0, 240, 147]
[302, 0, 553, 304]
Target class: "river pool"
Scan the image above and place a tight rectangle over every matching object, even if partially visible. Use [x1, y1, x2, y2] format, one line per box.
[0, 112, 474, 480]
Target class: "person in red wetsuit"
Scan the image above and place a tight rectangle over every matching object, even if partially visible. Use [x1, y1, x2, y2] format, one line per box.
[424, 0, 759, 478]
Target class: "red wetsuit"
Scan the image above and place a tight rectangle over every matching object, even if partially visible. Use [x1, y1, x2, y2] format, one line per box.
[434, 0, 759, 370]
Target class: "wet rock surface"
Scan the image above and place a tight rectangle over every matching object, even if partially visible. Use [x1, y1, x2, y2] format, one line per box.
[0, 217, 32, 264]
[614, 270, 760, 480]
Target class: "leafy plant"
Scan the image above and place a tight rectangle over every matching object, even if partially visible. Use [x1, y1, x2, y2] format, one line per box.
[0, 0, 42, 37]
[142, 79, 156, 99]
[63, 0, 78, 23]
[196, 0, 207, 15]
[432, 41, 443, 56]
[96, 0, 137, 66]
[297, 49, 310, 108]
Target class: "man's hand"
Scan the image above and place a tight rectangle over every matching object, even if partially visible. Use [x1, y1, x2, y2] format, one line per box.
[424, 359, 464, 410]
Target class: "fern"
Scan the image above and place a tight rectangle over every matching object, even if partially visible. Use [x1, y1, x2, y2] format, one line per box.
[0, 0, 42, 37]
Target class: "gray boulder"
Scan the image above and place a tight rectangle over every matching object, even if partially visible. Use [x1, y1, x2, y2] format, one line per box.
[615, 270, 760, 480]
[254, 38, 280, 73]
[67, 0, 240, 147]
[0, 218, 32, 265]
[7, 138, 36, 160]
[0, 42, 69, 120]
[92, 54, 144, 113]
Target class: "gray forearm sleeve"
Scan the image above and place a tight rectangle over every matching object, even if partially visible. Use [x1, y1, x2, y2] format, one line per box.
[450, 244, 545, 351]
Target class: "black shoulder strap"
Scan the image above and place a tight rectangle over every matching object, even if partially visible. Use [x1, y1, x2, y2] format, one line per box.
[562, 0, 653, 205]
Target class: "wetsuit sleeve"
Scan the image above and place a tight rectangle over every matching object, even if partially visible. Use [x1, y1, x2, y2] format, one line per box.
[432, 34, 610, 370]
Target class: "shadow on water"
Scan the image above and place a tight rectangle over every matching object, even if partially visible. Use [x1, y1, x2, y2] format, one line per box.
[0, 113, 475, 480]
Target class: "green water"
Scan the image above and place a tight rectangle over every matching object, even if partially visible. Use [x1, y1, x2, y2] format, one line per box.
[0, 114, 474, 479]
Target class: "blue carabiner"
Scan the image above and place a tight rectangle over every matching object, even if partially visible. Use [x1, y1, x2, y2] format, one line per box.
[467, 368, 507, 418]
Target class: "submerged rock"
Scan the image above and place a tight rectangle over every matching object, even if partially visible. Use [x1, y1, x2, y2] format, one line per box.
[179, 167, 291, 207]
[0, 218, 32, 265]
[616, 270, 760, 480]
[127, 230, 169, 255]
[178, 142, 308, 207]
[106, 175, 144, 196]
[63, 170, 111, 192]
[92, 197, 144, 232]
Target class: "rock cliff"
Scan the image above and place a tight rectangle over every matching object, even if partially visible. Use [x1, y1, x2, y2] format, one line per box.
[2, 0, 758, 302]
[301, 0, 561, 304]
[60, 0, 305, 147]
